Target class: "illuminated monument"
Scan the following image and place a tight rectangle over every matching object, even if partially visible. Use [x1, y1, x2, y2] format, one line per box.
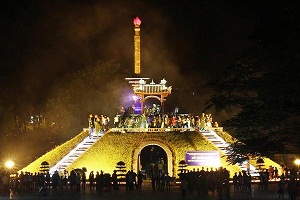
[129, 17, 172, 114]
[20, 17, 280, 178]
[133, 16, 141, 75]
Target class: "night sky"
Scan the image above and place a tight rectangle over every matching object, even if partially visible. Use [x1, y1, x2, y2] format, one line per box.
[1, 0, 286, 125]
[1, 0, 259, 83]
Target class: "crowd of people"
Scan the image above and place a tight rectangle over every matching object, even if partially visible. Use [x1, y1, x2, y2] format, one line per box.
[1, 168, 300, 199]
[113, 112, 217, 130]
[88, 105, 220, 136]
[88, 114, 110, 136]
[88, 104, 219, 135]
[0, 168, 166, 195]
[178, 167, 231, 199]
[255, 168, 300, 200]
[0, 169, 126, 195]
[113, 105, 218, 130]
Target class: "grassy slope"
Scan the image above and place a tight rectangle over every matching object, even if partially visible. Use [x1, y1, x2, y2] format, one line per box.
[217, 131, 281, 171]
[67, 131, 241, 177]
[20, 130, 88, 173]
[249, 158, 281, 172]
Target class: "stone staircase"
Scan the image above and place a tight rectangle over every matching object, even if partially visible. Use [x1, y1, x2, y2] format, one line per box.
[49, 133, 103, 174]
[200, 129, 258, 176]
[201, 130, 230, 155]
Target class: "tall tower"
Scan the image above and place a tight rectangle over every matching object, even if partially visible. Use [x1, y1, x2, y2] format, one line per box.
[133, 16, 141, 75]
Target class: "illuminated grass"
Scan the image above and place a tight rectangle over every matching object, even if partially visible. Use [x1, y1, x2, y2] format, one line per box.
[249, 157, 281, 172]
[216, 131, 281, 172]
[67, 131, 241, 177]
[20, 130, 89, 173]
[21, 130, 244, 177]
[216, 131, 236, 144]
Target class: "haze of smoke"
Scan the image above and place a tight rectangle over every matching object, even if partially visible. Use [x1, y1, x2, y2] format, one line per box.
[17, 1, 189, 107]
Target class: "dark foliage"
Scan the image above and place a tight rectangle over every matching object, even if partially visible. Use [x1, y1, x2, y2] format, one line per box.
[206, 1, 300, 163]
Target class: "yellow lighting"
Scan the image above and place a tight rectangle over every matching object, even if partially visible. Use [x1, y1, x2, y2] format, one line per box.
[295, 159, 300, 166]
[5, 160, 15, 169]
[134, 17, 141, 75]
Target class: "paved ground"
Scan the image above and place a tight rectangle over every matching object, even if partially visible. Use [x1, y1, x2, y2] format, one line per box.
[0, 182, 293, 200]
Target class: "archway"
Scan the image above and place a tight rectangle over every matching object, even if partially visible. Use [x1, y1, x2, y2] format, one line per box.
[126, 78, 172, 114]
[143, 98, 162, 116]
[140, 145, 167, 178]
[132, 141, 174, 177]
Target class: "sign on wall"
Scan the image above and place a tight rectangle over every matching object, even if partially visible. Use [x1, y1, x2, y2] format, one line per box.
[185, 151, 220, 167]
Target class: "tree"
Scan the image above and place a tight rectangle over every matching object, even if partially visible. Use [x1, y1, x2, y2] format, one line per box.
[205, 1, 300, 163]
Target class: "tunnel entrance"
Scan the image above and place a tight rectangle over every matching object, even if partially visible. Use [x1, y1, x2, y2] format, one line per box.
[139, 145, 167, 178]
[133, 141, 173, 177]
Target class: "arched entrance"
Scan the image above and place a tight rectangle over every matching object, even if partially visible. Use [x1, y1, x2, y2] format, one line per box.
[132, 141, 173, 177]
[140, 145, 167, 178]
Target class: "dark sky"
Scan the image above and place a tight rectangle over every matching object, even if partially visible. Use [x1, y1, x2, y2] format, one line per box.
[0, 0, 257, 81]
[0, 0, 274, 123]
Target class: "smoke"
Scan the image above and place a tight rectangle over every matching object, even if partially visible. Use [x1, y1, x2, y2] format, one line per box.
[3, 0, 195, 123]
[15, 1, 189, 103]
[1, 0, 255, 124]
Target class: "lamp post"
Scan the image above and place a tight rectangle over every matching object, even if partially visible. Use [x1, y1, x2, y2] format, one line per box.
[295, 159, 300, 179]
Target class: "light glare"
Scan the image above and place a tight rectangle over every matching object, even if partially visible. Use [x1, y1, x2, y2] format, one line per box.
[5, 160, 15, 169]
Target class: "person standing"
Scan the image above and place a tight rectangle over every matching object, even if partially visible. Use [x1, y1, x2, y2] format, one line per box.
[137, 171, 143, 190]
[278, 175, 285, 199]
[120, 106, 126, 122]
[158, 160, 164, 176]
[75, 172, 81, 192]
[160, 174, 166, 191]
[81, 172, 86, 191]
[89, 171, 95, 191]
[180, 177, 188, 199]
[287, 177, 297, 200]
[151, 173, 156, 192]
[165, 173, 171, 192]
[112, 170, 119, 190]
[45, 172, 51, 189]
[88, 114, 95, 138]
[233, 172, 238, 192]
[274, 167, 279, 180]
[140, 113, 147, 128]
[114, 115, 119, 128]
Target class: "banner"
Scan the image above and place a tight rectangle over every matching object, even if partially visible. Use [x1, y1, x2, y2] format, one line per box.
[185, 151, 220, 167]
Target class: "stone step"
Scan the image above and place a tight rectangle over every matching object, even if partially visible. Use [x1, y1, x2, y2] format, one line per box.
[49, 135, 100, 174]
[62, 162, 72, 164]
[77, 147, 88, 149]
[69, 154, 81, 157]
[213, 143, 227, 146]
[213, 144, 228, 147]
[209, 138, 222, 142]
[202, 134, 215, 137]
[69, 155, 80, 158]
[83, 142, 94, 144]
[219, 147, 229, 151]
[64, 159, 75, 162]
[206, 137, 218, 140]
[82, 142, 93, 145]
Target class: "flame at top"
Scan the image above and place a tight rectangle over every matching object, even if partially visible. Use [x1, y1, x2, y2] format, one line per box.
[133, 16, 141, 26]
